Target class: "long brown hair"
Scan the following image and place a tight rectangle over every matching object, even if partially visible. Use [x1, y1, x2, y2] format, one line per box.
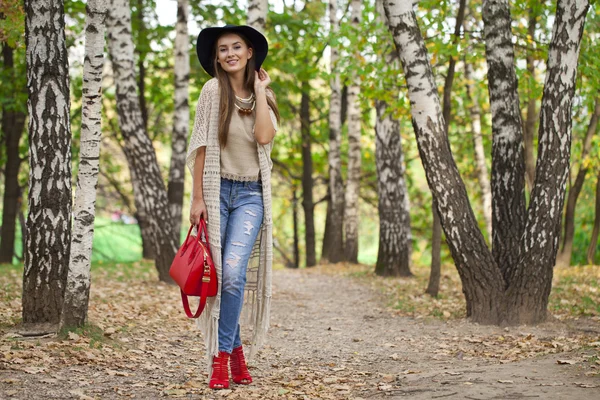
[213, 32, 280, 147]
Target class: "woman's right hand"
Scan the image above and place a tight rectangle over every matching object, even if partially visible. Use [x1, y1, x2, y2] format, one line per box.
[190, 197, 208, 226]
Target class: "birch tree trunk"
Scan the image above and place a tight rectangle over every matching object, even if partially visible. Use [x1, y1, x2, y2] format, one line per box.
[557, 99, 600, 267]
[427, 0, 466, 294]
[322, 0, 345, 264]
[464, 59, 492, 243]
[587, 173, 600, 265]
[382, 0, 589, 324]
[107, 0, 178, 282]
[247, 0, 268, 32]
[300, 81, 316, 267]
[523, 5, 539, 191]
[425, 200, 442, 296]
[23, 0, 72, 326]
[374, 100, 412, 277]
[344, 0, 362, 264]
[482, 0, 527, 282]
[512, 0, 589, 322]
[167, 0, 190, 243]
[0, 44, 26, 264]
[61, 0, 108, 328]
[374, 0, 411, 277]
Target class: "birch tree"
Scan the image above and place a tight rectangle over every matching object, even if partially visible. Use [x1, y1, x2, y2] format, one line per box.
[382, 0, 589, 324]
[167, 0, 190, 242]
[61, 0, 108, 329]
[344, 0, 362, 263]
[374, 100, 412, 276]
[374, 0, 411, 277]
[482, 0, 527, 282]
[247, 0, 268, 32]
[107, 0, 178, 282]
[23, 0, 72, 326]
[321, 0, 345, 264]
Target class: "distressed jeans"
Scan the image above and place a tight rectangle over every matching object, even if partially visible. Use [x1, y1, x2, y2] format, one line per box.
[218, 178, 264, 353]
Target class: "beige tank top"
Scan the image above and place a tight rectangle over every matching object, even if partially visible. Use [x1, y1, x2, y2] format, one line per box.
[220, 106, 260, 182]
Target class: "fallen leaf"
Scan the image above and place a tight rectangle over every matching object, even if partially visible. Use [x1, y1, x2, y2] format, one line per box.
[557, 359, 578, 365]
[68, 332, 80, 341]
[498, 380, 514, 384]
[574, 383, 597, 388]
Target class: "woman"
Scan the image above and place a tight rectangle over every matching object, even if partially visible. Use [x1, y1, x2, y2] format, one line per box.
[185, 24, 280, 390]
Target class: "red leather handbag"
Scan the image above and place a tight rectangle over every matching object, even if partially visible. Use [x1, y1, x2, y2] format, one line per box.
[169, 219, 218, 318]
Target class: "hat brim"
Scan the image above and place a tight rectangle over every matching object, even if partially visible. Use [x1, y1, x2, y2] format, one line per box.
[196, 25, 268, 77]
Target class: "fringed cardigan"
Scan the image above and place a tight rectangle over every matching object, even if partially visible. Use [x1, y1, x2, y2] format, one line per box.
[185, 78, 277, 371]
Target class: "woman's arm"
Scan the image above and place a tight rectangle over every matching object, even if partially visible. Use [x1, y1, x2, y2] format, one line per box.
[190, 146, 208, 224]
[254, 69, 276, 145]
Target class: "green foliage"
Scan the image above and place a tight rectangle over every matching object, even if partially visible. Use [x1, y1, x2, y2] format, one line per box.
[3, 0, 599, 270]
[0, 0, 25, 48]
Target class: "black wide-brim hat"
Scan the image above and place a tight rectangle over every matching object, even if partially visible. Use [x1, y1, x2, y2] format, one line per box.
[196, 24, 268, 77]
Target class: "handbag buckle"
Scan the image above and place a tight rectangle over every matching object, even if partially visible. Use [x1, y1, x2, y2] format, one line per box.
[202, 276, 211, 283]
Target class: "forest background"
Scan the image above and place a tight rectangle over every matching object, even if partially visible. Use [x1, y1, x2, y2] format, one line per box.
[0, 0, 599, 322]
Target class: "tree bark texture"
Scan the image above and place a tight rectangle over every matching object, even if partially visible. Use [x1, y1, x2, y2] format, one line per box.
[107, 0, 178, 282]
[511, 0, 589, 323]
[136, 0, 148, 131]
[0, 44, 26, 264]
[427, 0, 465, 290]
[587, 172, 600, 265]
[61, 0, 108, 328]
[523, 5, 539, 192]
[374, 99, 412, 277]
[426, 201, 442, 297]
[344, 0, 362, 264]
[23, 0, 73, 325]
[464, 59, 493, 243]
[482, 0, 527, 283]
[247, 0, 268, 32]
[557, 99, 600, 267]
[300, 81, 316, 267]
[384, 0, 589, 325]
[322, 0, 345, 264]
[167, 0, 190, 243]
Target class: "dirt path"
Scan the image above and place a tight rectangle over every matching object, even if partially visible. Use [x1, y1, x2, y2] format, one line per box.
[1, 266, 599, 399]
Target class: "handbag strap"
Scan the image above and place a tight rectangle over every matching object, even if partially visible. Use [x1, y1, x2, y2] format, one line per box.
[198, 218, 211, 253]
[180, 256, 212, 318]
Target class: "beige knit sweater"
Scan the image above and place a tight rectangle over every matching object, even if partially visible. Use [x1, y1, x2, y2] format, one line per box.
[185, 78, 277, 372]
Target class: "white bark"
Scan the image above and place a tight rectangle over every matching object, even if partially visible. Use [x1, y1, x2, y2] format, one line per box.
[23, 0, 73, 325]
[247, 0, 268, 33]
[61, 0, 108, 328]
[344, 0, 362, 263]
[167, 0, 190, 240]
[482, 0, 526, 278]
[107, 0, 179, 281]
[515, 0, 589, 287]
[324, 0, 345, 263]
[464, 60, 493, 244]
[382, 0, 506, 321]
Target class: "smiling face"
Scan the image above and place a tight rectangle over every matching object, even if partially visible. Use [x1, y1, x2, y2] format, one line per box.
[215, 33, 253, 76]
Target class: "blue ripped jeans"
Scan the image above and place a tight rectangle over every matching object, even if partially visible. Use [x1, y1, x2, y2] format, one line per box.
[218, 178, 264, 354]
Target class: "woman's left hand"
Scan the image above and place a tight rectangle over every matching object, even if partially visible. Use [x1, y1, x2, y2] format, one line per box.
[254, 68, 271, 91]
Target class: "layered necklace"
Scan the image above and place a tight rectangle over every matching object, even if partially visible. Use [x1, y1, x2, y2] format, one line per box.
[234, 92, 255, 116]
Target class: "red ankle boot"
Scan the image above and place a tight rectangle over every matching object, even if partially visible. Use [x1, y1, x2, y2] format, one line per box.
[209, 351, 230, 389]
[230, 346, 252, 385]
